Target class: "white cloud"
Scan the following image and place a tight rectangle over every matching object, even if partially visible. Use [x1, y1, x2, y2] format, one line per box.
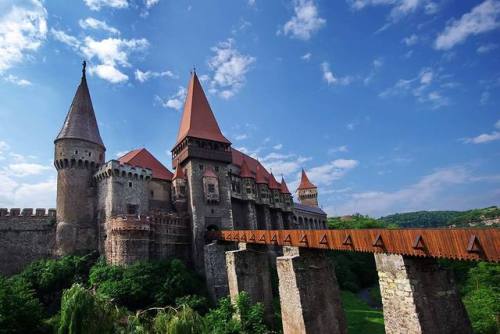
[134, 69, 175, 82]
[3, 163, 51, 177]
[145, 0, 159, 8]
[364, 57, 383, 85]
[306, 159, 359, 186]
[83, 0, 128, 11]
[51, 28, 80, 50]
[328, 145, 348, 154]
[235, 134, 248, 141]
[79, 17, 120, 35]
[88, 64, 128, 83]
[156, 86, 186, 111]
[273, 144, 283, 150]
[0, 0, 47, 73]
[260, 152, 311, 178]
[349, 0, 434, 22]
[207, 38, 255, 99]
[280, 0, 326, 40]
[477, 43, 498, 53]
[462, 120, 500, 143]
[301, 52, 312, 61]
[0, 175, 56, 208]
[480, 91, 490, 105]
[435, 0, 500, 50]
[321, 62, 352, 86]
[3, 74, 31, 86]
[402, 33, 418, 46]
[334, 166, 491, 217]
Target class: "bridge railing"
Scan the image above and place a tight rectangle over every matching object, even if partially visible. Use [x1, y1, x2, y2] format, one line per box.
[207, 228, 499, 262]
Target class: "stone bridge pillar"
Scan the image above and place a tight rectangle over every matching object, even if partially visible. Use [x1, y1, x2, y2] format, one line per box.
[226, 243, 274, 326]
[375, 254, 472, 334]
[204, 241, 237, 302]
[277, 247, 347, 334]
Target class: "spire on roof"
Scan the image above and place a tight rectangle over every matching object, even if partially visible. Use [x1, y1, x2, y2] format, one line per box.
[280, 176, 291, 194]
[255, 164, 267, 184]
[174, 72, 230, 146]
[55, 61, 105, 148]
[297, 168, 316, 190]
[239, 158, 254, 178]
[268, 172, 280, 190]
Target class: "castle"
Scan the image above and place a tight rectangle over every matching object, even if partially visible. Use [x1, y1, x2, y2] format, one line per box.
[0, 63, 326, 275]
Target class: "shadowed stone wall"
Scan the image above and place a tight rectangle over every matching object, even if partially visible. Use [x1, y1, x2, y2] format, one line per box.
[375, 253, 472, 334]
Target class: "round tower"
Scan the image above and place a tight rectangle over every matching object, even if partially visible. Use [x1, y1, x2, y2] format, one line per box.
[54, 61, 106, 255]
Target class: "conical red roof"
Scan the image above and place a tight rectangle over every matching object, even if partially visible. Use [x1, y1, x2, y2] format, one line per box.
[280, 177, 291, 194]
[55, 63, 104, 148]
[297, 169, 316, 190]
[239, 158, 254, 178]
[255, 165, 267, 184]
[119, 148, 173, 181]
[268, 173, 280, 190]
[175, 72, 230, 146]
[173, 165, 186, 180]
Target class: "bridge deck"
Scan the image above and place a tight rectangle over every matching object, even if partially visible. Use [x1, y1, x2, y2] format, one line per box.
[207, 228, 499, 262]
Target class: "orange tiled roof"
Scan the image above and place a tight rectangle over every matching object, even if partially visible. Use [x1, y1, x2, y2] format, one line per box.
[175, 72, 230, 146]
[231, 149, 271, 184]
[280, 177, 291, 194]
[239, 158, 254, 178]
[297, 169, 316, 190]
[118, 148, 173, 181]
[268, 173, 280, 190]
[173, 165, 186, 180]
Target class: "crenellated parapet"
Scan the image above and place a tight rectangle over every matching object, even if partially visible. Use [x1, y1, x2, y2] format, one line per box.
[0, 208, 56, 218]
[94, 160, 153, 182]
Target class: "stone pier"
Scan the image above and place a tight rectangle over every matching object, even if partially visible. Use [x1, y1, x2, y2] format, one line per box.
[276, 247, 347, 334]
[375, 254, 473, 334]
[226, 243, 274, 326]
[204, 241, 237, 302]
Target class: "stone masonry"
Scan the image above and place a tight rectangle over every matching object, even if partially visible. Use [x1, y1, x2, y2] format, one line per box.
[277, 247, 347, 334]
[375, 253, 473, 334]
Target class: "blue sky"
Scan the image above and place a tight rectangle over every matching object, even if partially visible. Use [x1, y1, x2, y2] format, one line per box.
[0, 0, 499, 217]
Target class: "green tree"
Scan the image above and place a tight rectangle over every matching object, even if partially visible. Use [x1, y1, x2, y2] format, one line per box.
[58, 283, 117, 334]
[0, 276, 44, 334]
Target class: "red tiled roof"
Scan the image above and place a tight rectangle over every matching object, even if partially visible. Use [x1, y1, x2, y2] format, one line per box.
[231, 149, 271, 184]
[173, 165, 186, 180]
[268, 173, 280, 190]
[175, 72, 230, 146]
[203, 166, 217, 178]
[280, 177, 291, 194]
[118, 148, 173, 181]
[239, 158, 254, 178]
[297, 169, 316, 190]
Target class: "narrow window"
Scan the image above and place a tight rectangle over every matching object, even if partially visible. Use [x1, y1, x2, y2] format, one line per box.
[128, 181, 132, 188]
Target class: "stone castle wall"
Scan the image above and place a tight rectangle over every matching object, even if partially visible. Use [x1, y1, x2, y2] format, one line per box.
[0, 208, 56, 275]
[106, 213, 191, 266]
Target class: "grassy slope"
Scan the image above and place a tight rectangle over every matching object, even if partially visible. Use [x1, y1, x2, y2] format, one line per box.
[341, 291, 384, 334]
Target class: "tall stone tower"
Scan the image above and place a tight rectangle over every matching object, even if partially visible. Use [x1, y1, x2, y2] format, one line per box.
[171, 71, 234, 272]
[54, 62, 105, 256]
[297, 169, 318, 207]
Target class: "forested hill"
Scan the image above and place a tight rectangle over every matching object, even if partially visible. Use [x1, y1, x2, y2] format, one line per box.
[378, 206, 500, 228]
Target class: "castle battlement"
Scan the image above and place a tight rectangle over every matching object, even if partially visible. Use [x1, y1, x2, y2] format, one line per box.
[94, 160, 153, 182]
[0, 208, 56, 218]
[108, 215, 151, 232]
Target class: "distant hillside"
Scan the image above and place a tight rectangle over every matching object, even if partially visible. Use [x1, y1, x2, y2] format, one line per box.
[378, 206, 500, 228]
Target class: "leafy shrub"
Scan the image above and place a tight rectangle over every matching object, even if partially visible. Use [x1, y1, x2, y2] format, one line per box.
[58, 283, 118, 334]
[175, 294, 209, 315]
[18, 253, 97, 312]
[153, 306, 205, 334]
[89, 259, 204, 310]
[0, 276, 44, 334]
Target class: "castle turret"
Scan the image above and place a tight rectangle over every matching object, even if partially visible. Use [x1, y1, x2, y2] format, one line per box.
[54, 61, 105, 255]
[297, 169, 318, 207]
[171, 71, 234, 272]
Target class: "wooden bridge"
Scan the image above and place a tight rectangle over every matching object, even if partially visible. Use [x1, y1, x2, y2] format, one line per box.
[205, 227, 499, 334]
[207, 228, 499, 262]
